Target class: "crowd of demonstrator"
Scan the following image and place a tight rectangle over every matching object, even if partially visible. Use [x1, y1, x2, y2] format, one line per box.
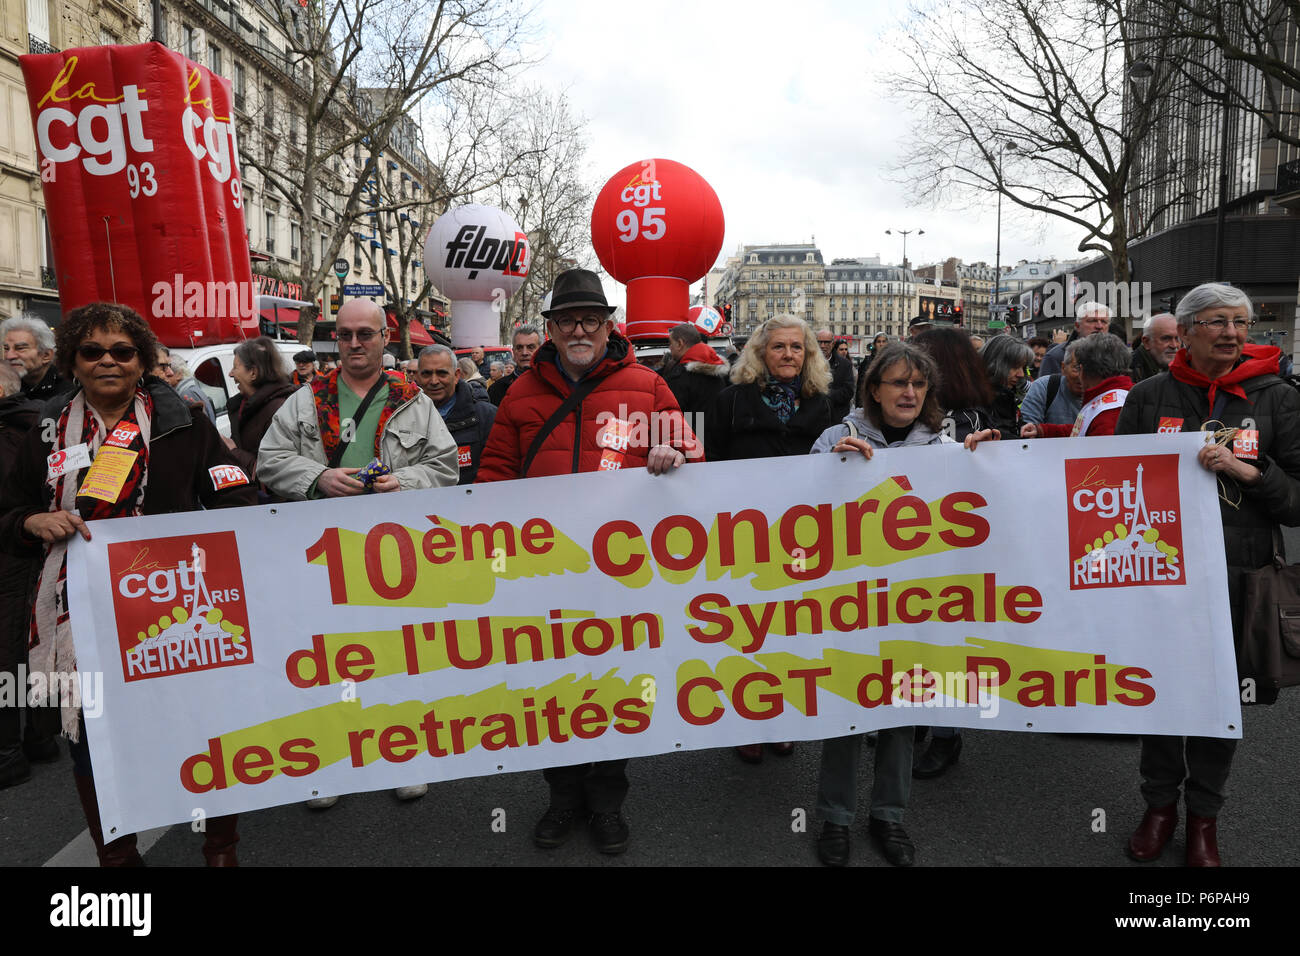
[1, 271, 1296, 868]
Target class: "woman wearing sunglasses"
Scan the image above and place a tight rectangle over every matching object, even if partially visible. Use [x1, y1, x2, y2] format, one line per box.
[0, 302, 256, 866]
[1115, 282, 1300, 867]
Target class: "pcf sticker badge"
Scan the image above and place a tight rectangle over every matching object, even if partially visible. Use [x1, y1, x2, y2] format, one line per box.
[208, 464, 249, 490]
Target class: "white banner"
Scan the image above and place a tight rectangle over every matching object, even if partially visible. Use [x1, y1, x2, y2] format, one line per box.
[66, 433, 1241, 836]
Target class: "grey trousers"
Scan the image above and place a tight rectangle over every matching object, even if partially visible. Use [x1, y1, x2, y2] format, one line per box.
[1138, 734, 1239, 818]
[816, 726, 914, 826]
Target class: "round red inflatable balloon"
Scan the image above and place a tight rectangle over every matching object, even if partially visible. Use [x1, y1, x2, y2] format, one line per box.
[591, 158, 724, 340]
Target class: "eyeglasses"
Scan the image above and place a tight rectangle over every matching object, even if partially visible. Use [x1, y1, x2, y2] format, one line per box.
[882, 378, 928, 391]
[337, 328, 383, 342]
[550, 315, 605, 334]
[77, 344, 139, 362]
[1192, 317, 1254, 332]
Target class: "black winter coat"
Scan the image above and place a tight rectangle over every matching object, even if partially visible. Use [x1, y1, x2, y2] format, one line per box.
[705, 382, 833, 462]
[443, 379, 497, 484]
[0, 395, 42, 674]
[662, 359, 730, 417]
[0, 380, 258, 562]
[1116, 368, 1300, 704]
[228, 381, 300, 481]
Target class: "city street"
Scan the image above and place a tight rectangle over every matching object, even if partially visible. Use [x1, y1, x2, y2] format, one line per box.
[5, 691, 1297, 870]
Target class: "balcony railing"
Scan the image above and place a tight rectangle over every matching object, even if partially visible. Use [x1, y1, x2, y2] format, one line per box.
[40, 267, 57, 289]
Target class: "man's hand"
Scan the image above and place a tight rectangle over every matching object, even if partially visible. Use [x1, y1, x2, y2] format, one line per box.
[371, 473, 401, 493]
[647, 444, 685, 475]
[221, 434, 237, 450]
[1019, 423, 1041, 439]
[24, 510, 91, 543]
[317, 467, 366, 497]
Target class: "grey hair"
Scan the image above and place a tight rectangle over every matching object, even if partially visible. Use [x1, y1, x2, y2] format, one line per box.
[1173, 283, 1253, 333]
[1074, 300, 1113, 323]
[1073, 333, 1132, 381]
[456, 357, 481, 379]
[1143, 312, 1176, 332]
[418, 344, 457, 363]
[167, 355, 192, 379]
[0, 361, 22, 397]
[1, 315, 55, 352]
[1063, 338, 1085, 363]
[511, 324, 541, 343]
[981, 334, 1033, 387]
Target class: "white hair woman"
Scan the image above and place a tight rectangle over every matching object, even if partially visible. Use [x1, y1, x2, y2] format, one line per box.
[1116, 282, 1300, 866]
[705, 314, 832, 762]
[704, 314, 832, 463]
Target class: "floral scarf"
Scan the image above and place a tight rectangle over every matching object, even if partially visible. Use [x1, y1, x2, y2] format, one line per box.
[311, 368, 421, 462]
[762, 376, 803, 425]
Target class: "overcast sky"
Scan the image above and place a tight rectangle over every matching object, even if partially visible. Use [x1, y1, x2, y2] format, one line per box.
[521, 0, 1091, 305]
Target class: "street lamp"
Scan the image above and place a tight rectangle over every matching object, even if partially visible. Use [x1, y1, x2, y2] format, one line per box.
[885, 228, 924, 270]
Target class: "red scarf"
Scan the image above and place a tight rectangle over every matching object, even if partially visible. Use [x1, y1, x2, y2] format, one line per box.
[1167, 343, 1281, 410]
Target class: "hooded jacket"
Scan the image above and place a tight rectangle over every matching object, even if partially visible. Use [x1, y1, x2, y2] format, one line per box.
[662, 342, 730, 416]
[475, 333, 700, 480]
[810, 408, 953, 455]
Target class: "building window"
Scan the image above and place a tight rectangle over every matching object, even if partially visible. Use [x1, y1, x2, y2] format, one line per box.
[290, 222, 300, 260]
[264, 210, 275, 253]
[234, 64, 246, 110]
[183, 25, 196, 59]
[263, 85, 274, 129]
[210, 43, 223, 75]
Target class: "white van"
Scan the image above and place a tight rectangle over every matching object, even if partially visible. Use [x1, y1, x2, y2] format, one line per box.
[166, 296, 314, 435]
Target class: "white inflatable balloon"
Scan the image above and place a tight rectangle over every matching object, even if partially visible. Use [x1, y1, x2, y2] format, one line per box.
[423, 204, 530, 347]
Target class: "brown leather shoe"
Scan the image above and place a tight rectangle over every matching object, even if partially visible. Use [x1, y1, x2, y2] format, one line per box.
[1126, 802, 1177, 862]
[1185, 813, 1221, 867]
[735, 744, 763, 764]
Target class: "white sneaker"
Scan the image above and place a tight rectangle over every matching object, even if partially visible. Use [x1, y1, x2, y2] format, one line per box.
[394, 784, 428, 801]
[306, 795, 339, 809]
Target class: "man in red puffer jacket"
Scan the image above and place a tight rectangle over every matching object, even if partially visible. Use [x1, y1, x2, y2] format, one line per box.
[475, 268, 701, 856]
[476, 269, 701, 480]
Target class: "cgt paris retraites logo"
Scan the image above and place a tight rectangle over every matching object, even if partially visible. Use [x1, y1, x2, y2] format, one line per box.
[107, 531, 253, 681]
[1065, 454, 1184, 590]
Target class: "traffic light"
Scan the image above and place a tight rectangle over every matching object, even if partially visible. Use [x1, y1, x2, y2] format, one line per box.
[1006, 305, 1019, 322]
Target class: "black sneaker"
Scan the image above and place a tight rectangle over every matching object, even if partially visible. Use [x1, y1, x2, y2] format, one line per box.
[589, 812, 629, 855]
[533, 807, 582, 848]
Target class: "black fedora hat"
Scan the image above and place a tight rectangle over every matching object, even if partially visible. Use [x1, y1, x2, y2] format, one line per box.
[542, 269, 617, 317]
